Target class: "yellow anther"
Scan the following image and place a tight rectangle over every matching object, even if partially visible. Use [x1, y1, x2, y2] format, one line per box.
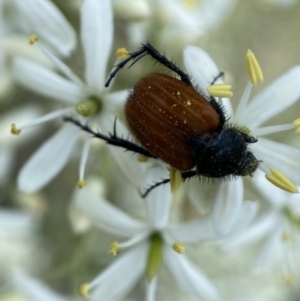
[292, 118, 300, 126]
[79, 283, 90, 298]
[138, 155, 149, 162]
[28, 34, 38, 45]
[245, 49, 264, 85]
[173, 242, 185, 254]
[282, 232, 292, 242]
[11, 123, 21, 135]
[77, 180, 86, 189]
[116, 48, 129, 58]
[284, 275, 296, 287]
[237, 125, 251, 135]
[183, 0, 197, 8]
[170, 166, 182, 193]
[207, 84, 233, 98]
[265, 169, 299, 194]
[292, 118, 300, 133]
[109, 241, 119, 256]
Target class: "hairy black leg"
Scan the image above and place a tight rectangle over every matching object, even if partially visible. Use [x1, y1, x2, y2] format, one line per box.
[64, 116, 155, 158]
[105, 42, 193, 87]
[141, 178, 171, 198]
[141, 170, 198, 198]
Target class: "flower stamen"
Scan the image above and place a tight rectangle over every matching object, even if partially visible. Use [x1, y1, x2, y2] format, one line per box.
[170, 166, 182, 193]
[138, 154, 148, 162]
[284, 275, 296, 287]
[265, 169, 299, 193]
[117, 48, 129, 58]
[109, 241, 119, 256]
[28, 34, 38, 45]
[183, 0, 197, 8]
[207, 84, 233, 98]
[79, 283, 90, 298]
[292, 118, 300, 133]
[77, 180, 86, 189]
[282, 232, 292, 242]
[173, 242, 185, 254]
[11, 123, 21, 135]
[246, 50, 264, 85]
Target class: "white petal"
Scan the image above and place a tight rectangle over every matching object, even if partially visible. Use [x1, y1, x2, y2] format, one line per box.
[221, 213, 279, 252]
[74, 187, 146, 236]
[252, 169, 287, 208]
[242, 66, 300, 128]
[184, 45, 220, 88]
[144, 165, 172, 229]
[197, 0, 237, 31]
[13, 0, 76, 56]
[104, 89, 129, 111]
[230, 201, 259, 235]
[36, 42, 84, 86]
[254, 225, 283, 273]
[165, 215, 220, 242]
[112, 0, 151, 21]
[0, 210, 35, 232]
[183, 45, 233, 115]
[90, 242, 148, 301]
[13, 58, 84, 103]
[212, 178, 243, 236]
[18, 123, 81, 192]
[164, 248, 219, 300]
[253, 138, 300, 185]
[81, 0, 113, 94]
[11, 270, 68, 301]
[99, 113, 146, 188]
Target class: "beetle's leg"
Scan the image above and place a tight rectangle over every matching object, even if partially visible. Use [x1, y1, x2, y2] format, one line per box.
[141, 178, 171, 198]
[141, 170, 198, 198]
[105, 42, 193, 87]
[64, 116, 155, 158]
[210, 72, 225, 85]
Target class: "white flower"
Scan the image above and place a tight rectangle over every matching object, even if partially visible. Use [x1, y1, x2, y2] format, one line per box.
[0, 209, 39, 274]
[0, 105, 42, 185]
[12, 0, 130, 192]
[183, 45, 300, 234]
[222, 170, 300, 279]
[0, 0, 76, 97]
[126, 0, 237, 51]
[74, 165, 258, 301]
[11, 270, 71, 301]
[112, 0, 151, 21]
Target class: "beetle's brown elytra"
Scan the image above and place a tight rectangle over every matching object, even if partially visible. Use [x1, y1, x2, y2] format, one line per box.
[126, 73, 220, 170]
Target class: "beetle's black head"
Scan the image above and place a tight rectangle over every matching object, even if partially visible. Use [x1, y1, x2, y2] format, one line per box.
[186, 128, 259, 179]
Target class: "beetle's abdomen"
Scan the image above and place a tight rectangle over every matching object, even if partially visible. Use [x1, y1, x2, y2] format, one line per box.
[125, 73, 220, 171]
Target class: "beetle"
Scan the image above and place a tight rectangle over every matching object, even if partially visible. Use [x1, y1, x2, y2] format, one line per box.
[65, 42, 259, 196]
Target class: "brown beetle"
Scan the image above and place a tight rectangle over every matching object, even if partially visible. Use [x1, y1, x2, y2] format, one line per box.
[65, 43, 259, 196]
